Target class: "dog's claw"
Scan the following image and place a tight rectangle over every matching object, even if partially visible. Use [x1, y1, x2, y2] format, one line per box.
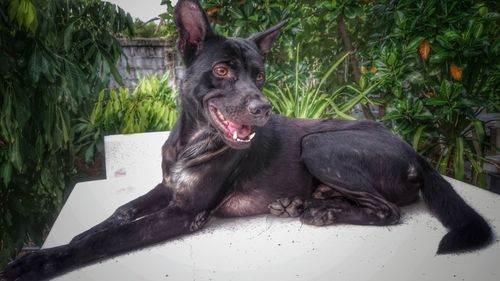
[268, 197, 306, 217]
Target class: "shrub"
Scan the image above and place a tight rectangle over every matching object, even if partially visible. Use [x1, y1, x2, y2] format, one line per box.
[0, 0, 133, 266]
[264, 46, 377, 119]
[75, 74, 178, 165]
[366, 0, 500, 185]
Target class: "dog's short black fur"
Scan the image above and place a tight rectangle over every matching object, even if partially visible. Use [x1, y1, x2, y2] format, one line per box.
[1, 1, 492, 280]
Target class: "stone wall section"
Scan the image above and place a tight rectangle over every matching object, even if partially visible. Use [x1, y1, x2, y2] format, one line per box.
[111, 38, 182, 90]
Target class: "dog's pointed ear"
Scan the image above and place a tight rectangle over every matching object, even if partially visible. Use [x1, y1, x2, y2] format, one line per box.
[248, 19, 288, 59]
[175, 0, 215, 60]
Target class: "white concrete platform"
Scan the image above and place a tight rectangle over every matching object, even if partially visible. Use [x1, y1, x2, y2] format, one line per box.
[43, 132, 500, 281]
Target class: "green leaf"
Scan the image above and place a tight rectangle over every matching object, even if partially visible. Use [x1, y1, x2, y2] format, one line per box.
[1, 163, 13, 186]
[25, 2, 35, 27]
[437, 147, 452, 175]
[344, 6, 357, 19]
[84, 145, 94, 164]
[453, 137, 465, 180]
[387, 53, 396, 66]
[63, 22, 74, 52]
[314, 52, 349, 96]
[407, 36, 424, 51]
[107, 57, 124, 86]
[412, 125, 426, 151]
[472, 120, 485, 144]
[8, 0, 20, 21]
[228, 9, 244, 19]
[465, 151, 486, 188]
[473, 23, 483, 39]
[28, 46, 42, 83]
[57, 107, 69, 144]
[10, 141, 22, 172]
[443, 30, 460, 42]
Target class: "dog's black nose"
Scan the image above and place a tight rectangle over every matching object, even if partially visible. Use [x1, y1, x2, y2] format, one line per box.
[248, 101, 272, 118]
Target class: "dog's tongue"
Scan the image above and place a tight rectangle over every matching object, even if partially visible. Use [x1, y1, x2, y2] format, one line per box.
[227, 121, 251, 139]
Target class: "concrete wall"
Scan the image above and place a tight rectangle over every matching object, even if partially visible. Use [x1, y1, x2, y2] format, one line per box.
[111, 38, 182, 90]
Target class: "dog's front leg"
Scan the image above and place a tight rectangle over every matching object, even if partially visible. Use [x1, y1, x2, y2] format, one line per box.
[70, 183, 173, 243]
[1, 205, 210, 281]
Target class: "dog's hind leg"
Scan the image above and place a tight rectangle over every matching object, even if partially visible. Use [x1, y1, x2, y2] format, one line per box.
[268, 195, 353, 218]
[299, 131, 405, 226]
[300, 187, 400, 226]
[70, 183, 173, 243]
[269, 192, 399, 226]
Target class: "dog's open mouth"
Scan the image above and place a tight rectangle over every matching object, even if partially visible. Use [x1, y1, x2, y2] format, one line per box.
[209, 106, 255, 144]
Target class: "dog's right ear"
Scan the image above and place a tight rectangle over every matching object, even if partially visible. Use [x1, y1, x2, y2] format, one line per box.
[248, 19, 288, 59]
[175, 0, 215, 62]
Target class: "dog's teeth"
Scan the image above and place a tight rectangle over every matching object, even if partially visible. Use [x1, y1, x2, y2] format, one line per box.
[224, 121, 229, 126]
[249, 132, 256, 140]
[233, 131, 238, 140]
[217, 110, 225, 120]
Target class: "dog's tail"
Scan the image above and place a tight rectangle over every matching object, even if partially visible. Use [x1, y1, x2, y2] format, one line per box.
[419, 156, 492, 254]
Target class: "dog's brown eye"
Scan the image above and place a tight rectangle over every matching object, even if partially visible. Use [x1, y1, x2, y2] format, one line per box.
[213, 66, 229, 78]
[256, 73, 265, 82]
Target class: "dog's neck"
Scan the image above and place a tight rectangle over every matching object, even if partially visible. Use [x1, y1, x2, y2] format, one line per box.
[162, 109, 246, 192]
[163, 108, 231, 170]
[179, 107, 223, 145]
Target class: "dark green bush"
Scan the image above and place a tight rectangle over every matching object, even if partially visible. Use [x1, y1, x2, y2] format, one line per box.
[363, 0, 500, 185]
[0, 0, 133, 266]
[75, 74, 179, 164]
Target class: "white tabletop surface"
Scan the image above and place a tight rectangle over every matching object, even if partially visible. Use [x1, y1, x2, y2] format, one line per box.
[43, 132, 500, 281]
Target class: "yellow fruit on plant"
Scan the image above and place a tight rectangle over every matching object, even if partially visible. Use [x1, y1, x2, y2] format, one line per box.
[450, 63, 463, 81]
[419, 40, 431, 61]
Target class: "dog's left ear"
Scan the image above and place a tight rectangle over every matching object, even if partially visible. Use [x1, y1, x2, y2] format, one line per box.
[248, 19, 288, 59]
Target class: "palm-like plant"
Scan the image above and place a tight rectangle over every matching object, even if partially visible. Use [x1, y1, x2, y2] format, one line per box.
[264, 46, 377, 119]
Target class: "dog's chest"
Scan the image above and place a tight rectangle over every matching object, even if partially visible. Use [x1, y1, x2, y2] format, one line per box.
[214, 150, 315, 217]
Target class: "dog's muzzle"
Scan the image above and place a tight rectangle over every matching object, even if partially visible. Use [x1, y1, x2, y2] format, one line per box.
[247, 98, 272, 126]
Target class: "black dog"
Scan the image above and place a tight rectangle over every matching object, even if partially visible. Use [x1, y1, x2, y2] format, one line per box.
[1, 0, 492, 280]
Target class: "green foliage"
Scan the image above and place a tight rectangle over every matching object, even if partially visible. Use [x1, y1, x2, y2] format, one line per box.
[264, 47, 376, 119]
[75, 74, 178, 164]
[0, 0, 133, 267]
[200, 0, 372, 80]
[134, 1, 177, 41]
[132, 18, 177, 41]
[368, 0, 500, 186]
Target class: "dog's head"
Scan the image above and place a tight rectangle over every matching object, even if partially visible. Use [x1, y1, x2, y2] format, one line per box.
[174, 0, 286, 149]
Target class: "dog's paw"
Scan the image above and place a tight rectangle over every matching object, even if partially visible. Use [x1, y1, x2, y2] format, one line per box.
[190, 211, 210, 232]
[268, 197, 306, 218]
[1, 251, 49, 281]
[300, 206, 340, 226]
